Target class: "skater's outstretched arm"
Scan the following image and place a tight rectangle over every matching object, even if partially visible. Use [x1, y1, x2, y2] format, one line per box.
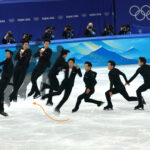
[127, 68, 140, 84]
[76, 65, 82, 77]
[118, 70, 128, 83]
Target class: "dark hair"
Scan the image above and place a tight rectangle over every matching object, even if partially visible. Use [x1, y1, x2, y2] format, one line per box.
[68, 58, 75, 63]
[44, 39, 51, 43]
[22, 39, 29, 45]
[108, 60, 116, 67]
[85, 61, 92, 67]
[46, 26, 50, 30]
[139, 57, 146, 64]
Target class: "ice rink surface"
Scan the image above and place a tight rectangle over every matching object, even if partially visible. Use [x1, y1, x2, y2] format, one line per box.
[0, 65, 150, 150]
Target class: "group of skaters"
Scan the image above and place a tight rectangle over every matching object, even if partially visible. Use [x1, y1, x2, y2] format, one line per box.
[0, 39, 150, 117]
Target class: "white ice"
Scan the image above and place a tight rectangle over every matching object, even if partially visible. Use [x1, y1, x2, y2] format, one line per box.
[0, 65, 150, 150]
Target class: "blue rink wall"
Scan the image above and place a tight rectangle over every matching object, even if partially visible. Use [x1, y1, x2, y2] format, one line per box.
[0, 34, 150, 72]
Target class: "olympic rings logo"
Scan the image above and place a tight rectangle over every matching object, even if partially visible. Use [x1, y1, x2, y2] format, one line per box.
[129, 5, 150, 21]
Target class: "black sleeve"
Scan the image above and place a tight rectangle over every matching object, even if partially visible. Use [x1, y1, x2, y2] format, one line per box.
[2, 38, 7, 44]
[77, 68, 82, 77]
[62, 31, 66, 37]
[118, 70, 128, 83]
[0, 60, 5, 66]
[109, 73, 114, 91]
[42, 48, 52, 60]
[84, 29, 89, 36]
[22, 50, 32, 63]
[15, 50, 20, 61]
[34, 49, 40, 58]
[127, 68, 140, 83]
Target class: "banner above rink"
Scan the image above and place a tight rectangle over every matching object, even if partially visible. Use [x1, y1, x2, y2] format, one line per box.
[0, 34, 149, 71]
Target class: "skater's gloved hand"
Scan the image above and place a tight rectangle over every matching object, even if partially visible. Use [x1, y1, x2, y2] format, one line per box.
[86, 88, 90, 94]
[109, 92, 113, 97]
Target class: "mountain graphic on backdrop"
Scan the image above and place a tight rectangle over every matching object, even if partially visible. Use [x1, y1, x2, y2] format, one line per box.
[76, 46, 138, 66]
[122, 47, 141, 59]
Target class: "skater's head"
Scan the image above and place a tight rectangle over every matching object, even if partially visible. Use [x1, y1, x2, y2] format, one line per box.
[68, 58, 75, 68]
[108, 60, 116, 70]
[22, 40, 29, 50]
[61, 49, 70, 59]
[44, 39, 51, 48]
[5, 49, 13, 59]
[85, 61, 92, 72]
[139, 57, 146, 66]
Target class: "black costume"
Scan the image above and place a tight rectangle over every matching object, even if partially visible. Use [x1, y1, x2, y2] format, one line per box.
[0, 58, 13, 114]
[84, 28, 97, 37]
[127, 64, 150, 109]
[104, 68, 138, 110]
[42, 55, 68, 105]
[51, 66, 82, 112]
[72, 70, 103, 112]
[10, 48, 32, 101]
[28, 47, 52, 98]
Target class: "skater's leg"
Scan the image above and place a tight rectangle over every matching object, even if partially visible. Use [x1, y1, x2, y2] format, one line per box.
[72, 93, 85, 112]
[55, 88, 72, 111]
[120, 88, 138, 102]
[135, 84, 148, 109]
[104, 88, 118, 110]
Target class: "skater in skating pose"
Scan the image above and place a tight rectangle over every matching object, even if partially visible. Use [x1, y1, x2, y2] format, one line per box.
[50, 58, 82, 113]
[104, 60, 138, 110]
[72, 61, 104, 113]
[41, 48, 70, 106]
[0, 50, 13, 116]
[9, 40, 32, 102]
[125, 57, 150, 110]
[28, 39, 52, 99]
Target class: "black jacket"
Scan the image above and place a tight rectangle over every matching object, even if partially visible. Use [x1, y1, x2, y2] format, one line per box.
[0, 58, 13, 80]
[128, 64, 150, 84]
[62, 66, 82, 87]
[34, 47, 52, 68]
[109, 68, 128, 91]
[84, 28, 97, 37]
[15, 48, 32, 68]
[84, 70, 97, 90]
[49, 56, 68, 76]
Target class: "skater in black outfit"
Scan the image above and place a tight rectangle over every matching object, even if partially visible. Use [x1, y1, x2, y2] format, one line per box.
[72, 62, 104, 113]
[104, 61, 138, 110]
[9, 40, 32, 102]
[51, 58, 82, 113]
[28, 39, 52, 99]
[41, 49, 70, 105]
[0, 50, 13, 116]
[126, 57, 150, 110]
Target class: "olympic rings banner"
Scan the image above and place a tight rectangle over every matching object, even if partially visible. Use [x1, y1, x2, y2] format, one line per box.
[115, 0, 150, 34]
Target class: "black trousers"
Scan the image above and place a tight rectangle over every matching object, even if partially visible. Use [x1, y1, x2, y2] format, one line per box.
[47, 74, 60, 103]
[52, 83, 73, 110]
[30, 65, 47, 94]
[105, 87, 138, 106]
[136, 83, 150, 105]
[0, 78, 10, 112]
[0, 94, 4, 112]
[11, 65, 27, 96]
[73, 89, 100, 110]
